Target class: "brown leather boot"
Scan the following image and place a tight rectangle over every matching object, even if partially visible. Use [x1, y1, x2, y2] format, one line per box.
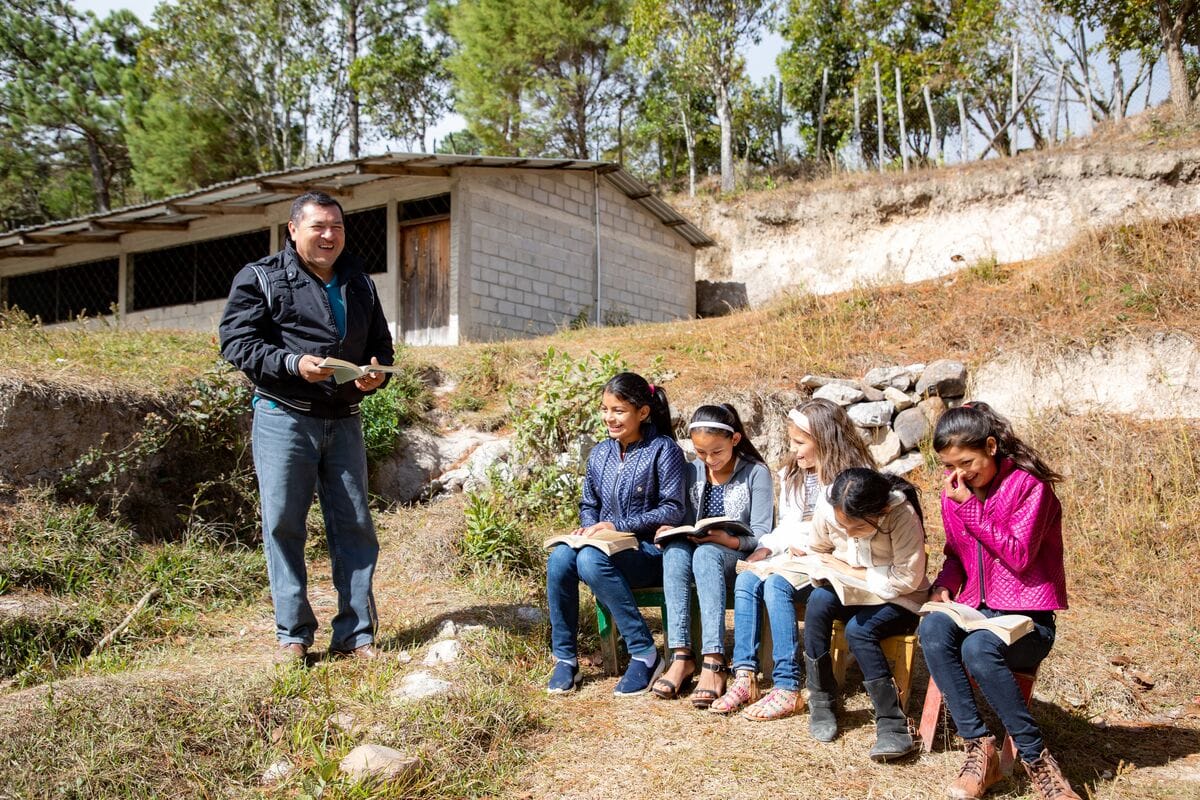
[947, 736, 1001, 799]
[1023, 749, 1082, 800]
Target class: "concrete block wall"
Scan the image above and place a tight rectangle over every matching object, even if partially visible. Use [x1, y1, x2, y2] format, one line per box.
[459, 168, 695, 341]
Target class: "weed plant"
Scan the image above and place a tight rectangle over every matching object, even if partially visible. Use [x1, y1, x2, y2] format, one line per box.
[460, 349, 628, 575]
[360, 348, 434, 464]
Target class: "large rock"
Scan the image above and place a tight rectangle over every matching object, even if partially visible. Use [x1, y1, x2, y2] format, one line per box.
[466, 439, 512, 487]
[800, 375, 861, 390]
[883, 451, 926, 476]
[389, 671, 452, 703]
[893, 407, 930, 451]
[864, 365, 914, 390]
[339, 744, 418, 781]
[858, 382, 886, 402]
[919, 396, 948, 427]
[814, 383, 865, 406]
[869, 430, 903, 467]
[915, 360, 968, 398]
[423, 639, 461, 666]
[847, 400, 895, 428]
[696, 279, 750, 317]
[370, 426, 443, 502]
[883, 386, 914, 411]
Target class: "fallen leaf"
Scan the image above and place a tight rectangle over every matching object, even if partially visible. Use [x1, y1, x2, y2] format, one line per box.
[1108, 654, 1131, 667]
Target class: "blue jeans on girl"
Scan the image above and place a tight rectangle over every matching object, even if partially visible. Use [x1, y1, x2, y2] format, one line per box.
[546, 539, 663, 661]
[731, 571, 814, 690]
[918, 607, 1056, 761]
[803, 586, 917, 680]
[662, 540, 741, 655]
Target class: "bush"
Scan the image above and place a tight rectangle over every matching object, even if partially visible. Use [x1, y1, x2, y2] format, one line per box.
[460, 349, 628, 574]
[360, 350, 433, 464]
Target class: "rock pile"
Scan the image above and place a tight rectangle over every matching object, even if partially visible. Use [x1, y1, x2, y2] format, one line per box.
[801, 358, 968, 474]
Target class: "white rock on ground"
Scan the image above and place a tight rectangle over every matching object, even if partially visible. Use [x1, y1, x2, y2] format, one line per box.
[813, 383, 865, 406]
[423, 639, 461, 666]
[339, 744, 419, 781]
[869, 430, 903, 467]
[261, 760, 294, 786]
[436, 620, 458, 639]
[883, 386, 913, 411]
[883, 451, 927, 476]
[327, 712, 357, 733]
[389, 671, 452, 703]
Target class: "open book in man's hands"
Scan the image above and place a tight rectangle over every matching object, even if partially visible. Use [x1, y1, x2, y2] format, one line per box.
[919, 601, 1035, 645]
[318, 357, 403, 385]
[654, 516, 754, 546]
[542, 529, 639, 557]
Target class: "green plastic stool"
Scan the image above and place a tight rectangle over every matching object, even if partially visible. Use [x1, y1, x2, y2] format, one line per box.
[595, 586, 670, 676]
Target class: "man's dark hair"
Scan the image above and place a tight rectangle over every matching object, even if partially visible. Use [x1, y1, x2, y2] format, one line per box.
[290, 191, 344, 224]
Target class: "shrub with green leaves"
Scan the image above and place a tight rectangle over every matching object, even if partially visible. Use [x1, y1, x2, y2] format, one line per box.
[460, 349, 628, 574]
[360, 351, 433, 464]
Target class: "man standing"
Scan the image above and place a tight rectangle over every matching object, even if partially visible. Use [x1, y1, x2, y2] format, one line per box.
[220, 191, 394, 663]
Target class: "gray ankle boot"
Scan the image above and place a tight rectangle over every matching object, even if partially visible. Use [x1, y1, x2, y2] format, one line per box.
[804, 652, 838, 742]
[863, 676, 918, 762]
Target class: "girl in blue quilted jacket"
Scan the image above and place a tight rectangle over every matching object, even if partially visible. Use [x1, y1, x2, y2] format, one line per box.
[545, 372, 687, 696]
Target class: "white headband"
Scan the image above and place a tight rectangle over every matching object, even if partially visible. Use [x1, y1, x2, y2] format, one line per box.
[688, 421, 736, 434]
[787, 409, 812, 434]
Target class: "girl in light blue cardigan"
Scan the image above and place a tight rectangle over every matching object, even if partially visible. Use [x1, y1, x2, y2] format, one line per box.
[653, 403, 774, 708]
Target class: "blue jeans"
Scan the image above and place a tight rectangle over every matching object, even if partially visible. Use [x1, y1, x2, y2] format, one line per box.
[662, 540, 740, 655]
[919, 607, 1056, 761]
[546, 538, 663, 661]
[252, 399, 379, 651]
[731, 571, 813, 690]
[803, 586, 916, 681]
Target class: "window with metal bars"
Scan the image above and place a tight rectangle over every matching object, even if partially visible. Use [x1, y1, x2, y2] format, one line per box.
[399, 194, 450, 223]
[130, 229, 269, 311]
[2, 258, 119, 323]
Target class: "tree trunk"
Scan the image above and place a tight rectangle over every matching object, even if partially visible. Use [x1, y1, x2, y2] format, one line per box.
[678, 96, 696, 198]
[346, 0, 360, 158]
[1156, 0, 1195, 118]
[716, 80, 734, 193]
[85, 132, 110, 212]
[775, 80, 784, 166]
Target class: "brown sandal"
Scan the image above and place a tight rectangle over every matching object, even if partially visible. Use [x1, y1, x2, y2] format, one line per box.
[651, 652, 695, 699]
[691, 660, 728, 709]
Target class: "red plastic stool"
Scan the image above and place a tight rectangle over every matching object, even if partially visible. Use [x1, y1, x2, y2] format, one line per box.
[918, 669, 1037, 775]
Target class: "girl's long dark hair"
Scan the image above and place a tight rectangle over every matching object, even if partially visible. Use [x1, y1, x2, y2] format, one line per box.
[828, 467, 925, 527]
[689, 403, 765, 464]
[781, 398, 874, 501]
[933, 402, 1062, 485]
[604, 372, 674, 440]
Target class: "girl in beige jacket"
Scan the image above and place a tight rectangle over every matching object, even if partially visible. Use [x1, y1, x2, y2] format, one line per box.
[803, 467, 930, 762]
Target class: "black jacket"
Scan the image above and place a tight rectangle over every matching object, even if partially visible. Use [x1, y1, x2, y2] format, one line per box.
[218, 241, 395, 417]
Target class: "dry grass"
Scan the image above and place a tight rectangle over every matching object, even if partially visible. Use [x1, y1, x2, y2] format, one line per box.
[428, 215, 1200, 419]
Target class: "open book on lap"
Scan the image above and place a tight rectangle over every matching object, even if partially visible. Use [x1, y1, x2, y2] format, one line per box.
[318, 356, 404, 385]
[736, 555, 899, 607]
[919, 600, 1035, 645]
[542, 529, 639, 557]
[654, 516, 754, 546]
[735, 558, 812, 590]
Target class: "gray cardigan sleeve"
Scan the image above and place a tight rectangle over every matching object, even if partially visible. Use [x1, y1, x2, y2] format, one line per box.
[733, 461, 776, 552]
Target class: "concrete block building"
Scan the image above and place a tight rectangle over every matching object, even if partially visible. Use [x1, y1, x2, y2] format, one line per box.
[0, 154, 712, 345]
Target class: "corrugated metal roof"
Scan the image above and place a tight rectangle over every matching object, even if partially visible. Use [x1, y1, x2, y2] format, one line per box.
[0, 153, 714, 259]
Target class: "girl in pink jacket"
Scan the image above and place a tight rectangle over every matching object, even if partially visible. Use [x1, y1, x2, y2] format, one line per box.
[918, 402, 1080, 800]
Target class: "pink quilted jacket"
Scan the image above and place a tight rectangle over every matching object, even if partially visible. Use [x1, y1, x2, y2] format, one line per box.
[934, 457, 1068, 611]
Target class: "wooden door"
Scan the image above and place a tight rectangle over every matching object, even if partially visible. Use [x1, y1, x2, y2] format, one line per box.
[399, 217, 451, 345]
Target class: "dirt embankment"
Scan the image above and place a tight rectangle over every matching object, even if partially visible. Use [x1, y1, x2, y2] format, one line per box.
[686, 149, 1200, 307]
